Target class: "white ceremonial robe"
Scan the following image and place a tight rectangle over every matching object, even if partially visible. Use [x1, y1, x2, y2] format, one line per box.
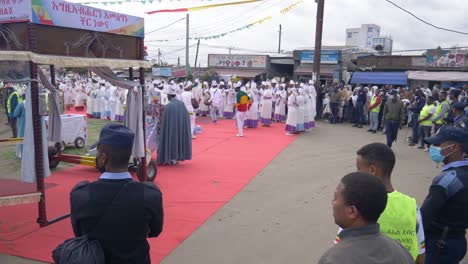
[181, 91, 196, 135]
[260, 89, 273, 125]
[285, 94, 298, 134]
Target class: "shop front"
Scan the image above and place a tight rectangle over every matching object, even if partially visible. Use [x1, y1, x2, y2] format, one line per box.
[207, 54, 270, 81]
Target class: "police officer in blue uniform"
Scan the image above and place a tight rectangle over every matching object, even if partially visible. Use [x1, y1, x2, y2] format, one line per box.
[421, 126, 468, 264]
[68, 124, 164, 264]
[452, 102, 468, 132]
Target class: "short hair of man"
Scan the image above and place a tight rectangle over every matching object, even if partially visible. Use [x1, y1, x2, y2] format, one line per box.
[99, 144, 132, 169]
[357, 143, 396, 178]
[341, 172, 388, 223]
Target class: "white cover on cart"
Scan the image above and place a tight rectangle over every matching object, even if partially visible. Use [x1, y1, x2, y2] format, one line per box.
[22, 84, 51, 183]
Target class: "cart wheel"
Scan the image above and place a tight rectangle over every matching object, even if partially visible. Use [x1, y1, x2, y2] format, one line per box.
[136, 160, 157, 182]
[75, 137, 85, 149]
[48, 147, 60, 169]
[58, 141, 66, 152]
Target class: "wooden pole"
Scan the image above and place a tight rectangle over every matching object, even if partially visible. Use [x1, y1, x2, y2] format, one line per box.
[313, 0, 325, 84]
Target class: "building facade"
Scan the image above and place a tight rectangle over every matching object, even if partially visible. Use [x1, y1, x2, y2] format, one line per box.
[346, 24, 393, 54]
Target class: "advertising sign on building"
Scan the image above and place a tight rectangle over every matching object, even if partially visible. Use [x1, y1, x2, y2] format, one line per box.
[152, 67, 172, 77]
[0, 0, 31, 23]
[172, 66, 186, 78]
[426, 49, 465, 68]
[300, 50, 339, 64]
[208, 54, 267, 68]
[1, 0, 144, 37]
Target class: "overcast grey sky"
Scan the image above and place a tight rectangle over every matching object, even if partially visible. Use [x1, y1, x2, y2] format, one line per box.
[76, 0, 468, 66]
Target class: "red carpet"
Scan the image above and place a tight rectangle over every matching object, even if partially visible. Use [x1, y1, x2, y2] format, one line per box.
[0, 118, 297, 263]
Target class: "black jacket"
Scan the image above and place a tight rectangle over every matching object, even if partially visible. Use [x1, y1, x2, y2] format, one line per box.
[70, 179, 164, 264]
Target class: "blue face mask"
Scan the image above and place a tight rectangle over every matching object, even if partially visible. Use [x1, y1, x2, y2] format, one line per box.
[429, 144, 454, 163]
[429, 145, 445, 163]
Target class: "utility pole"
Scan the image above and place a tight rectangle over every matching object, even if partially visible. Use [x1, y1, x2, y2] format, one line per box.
[313, 0, 325, 84]
[194, 39, 200, 69]
[157, 48, 161, 65]
[278, 24, 282, 54]
[178, 57, 180, 66]
[229, 46, 232, 55]
[185, 13, 190, 78]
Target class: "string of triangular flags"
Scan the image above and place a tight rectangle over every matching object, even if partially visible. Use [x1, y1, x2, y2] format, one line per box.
[146, 0, 304, 42]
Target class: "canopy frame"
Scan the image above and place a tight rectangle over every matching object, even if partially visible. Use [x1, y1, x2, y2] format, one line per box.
[0, 19, 148, 227]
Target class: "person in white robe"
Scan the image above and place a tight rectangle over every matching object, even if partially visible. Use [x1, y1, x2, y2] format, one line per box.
[181, 81, 197, 139]
[285, 88, 299, 135]
[192, 79, 203, 114]
[74, 84, 85, 111]
[296, 88, 305, 132]
[306, 83, 316, 129]
[223, 81, 236, 119]
[218, 81, 227, 118]
[109, 84, 118, 121]
[199, 82, 210, 116]
[260, 82, 273, 126]
[274, 83, 287, 122]
[63, 81, 73, 110]
[116, 88, 127, 122]
[85, 81, 94, 117]
[93, 81, 104, 118]
[245, 82, 259, 128]
[303, 87, 311, 130]
[101, 82, 111, 120]
[208, 80, 223, 124]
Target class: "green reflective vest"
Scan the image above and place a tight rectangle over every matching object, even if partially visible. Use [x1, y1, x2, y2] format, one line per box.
[419, 104, 435, 126]
[433, 100, 449, 125]
[7, 91, 23, 114]
[378, 191, 419, 260]
[370, 95, 381, 113]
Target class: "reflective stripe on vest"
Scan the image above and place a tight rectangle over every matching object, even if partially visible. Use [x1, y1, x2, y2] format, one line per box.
[370, 96, 381, 113]
[7, 91, 23, 114]
[378, 191, 419, 260]
[419, 104, 434, 126]
[433, 100, 449, 125]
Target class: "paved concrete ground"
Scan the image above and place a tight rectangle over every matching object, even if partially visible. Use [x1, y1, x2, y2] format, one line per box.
[1, 121, 466, 263]
[162, 122, 441, 264]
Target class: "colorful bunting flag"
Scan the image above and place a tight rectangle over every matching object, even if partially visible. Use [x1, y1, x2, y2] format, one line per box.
[146, 0, 263, 14]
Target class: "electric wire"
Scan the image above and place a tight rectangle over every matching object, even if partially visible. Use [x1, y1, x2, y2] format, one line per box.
[384, 0, 468, 35]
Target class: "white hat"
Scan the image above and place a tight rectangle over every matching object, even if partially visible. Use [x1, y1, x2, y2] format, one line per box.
[194, 78, 200, 83]
[184, 81, 193, 89]
[261, 81, 266, 86]
[203, 81, 208, 85]
[271, 78, 277, 83]
[167, 84, 178, 95]
[289, 80, 295, 85]
[308, 80, 314, 84]
[220, 81, 225, 86]
[211, 80, 218, 86]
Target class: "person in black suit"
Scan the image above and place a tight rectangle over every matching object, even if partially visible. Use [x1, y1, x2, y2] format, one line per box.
[70, 123, 164, 264]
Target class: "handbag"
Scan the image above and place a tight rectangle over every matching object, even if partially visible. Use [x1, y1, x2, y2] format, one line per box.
[52, 182, 131, 264]
[191, 97, 199, 109]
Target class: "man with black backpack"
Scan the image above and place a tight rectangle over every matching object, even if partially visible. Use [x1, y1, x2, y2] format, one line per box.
[65, 123, 164, 264]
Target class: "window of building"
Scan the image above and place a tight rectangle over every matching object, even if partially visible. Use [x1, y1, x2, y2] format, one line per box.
[347, 32, 352, 38]
[368, 27, 373, 32]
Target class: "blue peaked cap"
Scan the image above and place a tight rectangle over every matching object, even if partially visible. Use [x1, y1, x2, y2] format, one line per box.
[98, 123, 134, 149]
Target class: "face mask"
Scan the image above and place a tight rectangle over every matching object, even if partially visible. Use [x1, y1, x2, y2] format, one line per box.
[429, 144, 455, 163]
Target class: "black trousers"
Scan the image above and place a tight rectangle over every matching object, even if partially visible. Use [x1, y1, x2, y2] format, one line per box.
[10, 117, 17, 138]
[386, 121, 400, 148]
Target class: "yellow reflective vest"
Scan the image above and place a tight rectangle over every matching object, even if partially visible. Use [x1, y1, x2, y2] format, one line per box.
[378, 191, 419, 260]
[419, 104, 435, 126]
[370, 95, 382, 113]
[7, 91, 23, 114]
[433, 100, 449, 125]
